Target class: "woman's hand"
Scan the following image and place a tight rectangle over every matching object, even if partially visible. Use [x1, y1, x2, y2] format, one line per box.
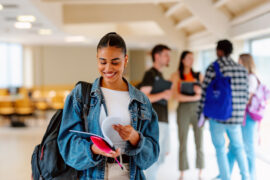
[193, 85, 202, 94]
[113, 124, 140, 146]
[91, 144, 121, 158]
[193, 94, 201, 101]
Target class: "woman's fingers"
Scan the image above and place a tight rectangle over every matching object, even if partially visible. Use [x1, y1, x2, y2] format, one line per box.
[115, 148, 121, 156]
[105, 152, 115, 158]
[91, 144, 122, 158]
[112, 124, 120, 132]
[107, 148, 121, 158]
[113, 124, 135, 141]
[113, 125, 128, 139]
[114, 148, 121, 158]
[113, 124, 132, 133]
[91, 144, 103, 155]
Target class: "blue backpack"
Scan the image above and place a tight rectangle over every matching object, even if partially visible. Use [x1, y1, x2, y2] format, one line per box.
[203, 61, 232, 121]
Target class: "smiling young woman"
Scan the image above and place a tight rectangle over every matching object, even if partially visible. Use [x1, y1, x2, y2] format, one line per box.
[97, 46, 128, 91]
[57, 32, 160, 180]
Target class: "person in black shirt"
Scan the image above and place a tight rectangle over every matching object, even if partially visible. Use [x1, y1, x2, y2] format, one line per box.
[139, 44, 172, 180]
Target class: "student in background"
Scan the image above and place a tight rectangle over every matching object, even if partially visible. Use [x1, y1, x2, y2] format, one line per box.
[171, 51, 204, 179]
[197, 40, 249, 180]
[57, 32, 160, 180]
[140, 44, 172, 180]
[227, 54, 259, 180]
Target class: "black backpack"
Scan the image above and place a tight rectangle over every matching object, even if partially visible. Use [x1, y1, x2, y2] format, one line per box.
[31, 81, 92, 180]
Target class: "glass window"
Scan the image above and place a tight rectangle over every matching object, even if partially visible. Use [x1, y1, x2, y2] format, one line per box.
[250, 36, 270, 161]
[0, 42, 23, 88]
[196, 49, 216, 74]
[251, 37, 270, 86]
[0, 43, 8, 87]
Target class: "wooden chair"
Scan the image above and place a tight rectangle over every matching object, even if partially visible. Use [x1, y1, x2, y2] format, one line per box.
[32, 90, 49, 110]
[14, 98, 35, 121]
[0, 101, 15, 116]
[50, 95, 65, 110]
[0, 100, 16, 125]
[0, 89, 9, 96]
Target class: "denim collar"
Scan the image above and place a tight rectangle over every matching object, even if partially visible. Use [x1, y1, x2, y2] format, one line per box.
[90, 77, 146, 105]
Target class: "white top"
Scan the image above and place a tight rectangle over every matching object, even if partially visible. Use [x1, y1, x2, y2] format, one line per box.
[249, 74, 259, 96]
[100, 87, 131, 152]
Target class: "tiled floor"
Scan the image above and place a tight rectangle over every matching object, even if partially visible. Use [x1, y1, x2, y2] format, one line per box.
[0, 110, 270, 180]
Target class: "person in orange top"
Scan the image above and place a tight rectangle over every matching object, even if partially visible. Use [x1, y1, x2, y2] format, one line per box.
[171, 51, 204, 179]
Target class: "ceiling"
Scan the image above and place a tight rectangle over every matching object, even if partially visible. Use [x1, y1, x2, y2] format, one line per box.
[0, 0, 270, 49]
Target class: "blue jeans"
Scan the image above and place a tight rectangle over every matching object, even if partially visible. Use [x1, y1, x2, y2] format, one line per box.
[145, 122, 169, 180]
[228, 114, 257, 180]
[209, 120, 249, 180]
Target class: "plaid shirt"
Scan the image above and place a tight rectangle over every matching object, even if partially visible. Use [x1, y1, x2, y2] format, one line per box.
[198, 57, 249, 124]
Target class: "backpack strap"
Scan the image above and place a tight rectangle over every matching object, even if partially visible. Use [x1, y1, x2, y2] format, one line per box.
[76, 81, 92, 132]
[213, 61, 222, 77]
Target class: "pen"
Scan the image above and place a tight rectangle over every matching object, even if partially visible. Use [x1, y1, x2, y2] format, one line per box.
[109, 146, 124, 170]
[114, 157, 124, 170]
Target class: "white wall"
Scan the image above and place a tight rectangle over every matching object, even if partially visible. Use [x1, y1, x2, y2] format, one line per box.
[23, 46, 34, 88]
[30, 45, 100, 86]
[129, 49, 181, 82]
[163, 50, 180, 79]
[129, 50, 147, 83]
[27, 41, 243, 87]
[26, 45, 181, 86]
[231, 40, 245, 61]
[43, 46, 99, 85]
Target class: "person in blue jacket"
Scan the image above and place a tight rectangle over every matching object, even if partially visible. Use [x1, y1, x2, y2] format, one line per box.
[57, 32, 160, 180]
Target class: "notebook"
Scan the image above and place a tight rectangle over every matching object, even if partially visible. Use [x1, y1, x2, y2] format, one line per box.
[180, 82, 201, 96]
[151, 77, 172, 105]
[69, 116, 126, 152]
[151, 77, 172, 94]
[69, 129, 115, 151]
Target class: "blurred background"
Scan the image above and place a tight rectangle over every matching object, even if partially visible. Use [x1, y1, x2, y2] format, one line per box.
[0, 0, 270, 179]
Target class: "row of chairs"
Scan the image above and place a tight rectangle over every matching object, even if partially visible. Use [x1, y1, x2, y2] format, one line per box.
[0, 87, 72, 121]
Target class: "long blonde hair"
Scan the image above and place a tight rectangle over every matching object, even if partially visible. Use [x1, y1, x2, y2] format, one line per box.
[239, 53, 256, 74]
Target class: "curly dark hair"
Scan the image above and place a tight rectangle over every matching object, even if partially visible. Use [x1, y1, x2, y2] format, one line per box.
[216, 39, 233, 57]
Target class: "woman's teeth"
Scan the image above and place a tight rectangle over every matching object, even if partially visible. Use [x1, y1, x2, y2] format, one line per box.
[104, 72, 115, 78]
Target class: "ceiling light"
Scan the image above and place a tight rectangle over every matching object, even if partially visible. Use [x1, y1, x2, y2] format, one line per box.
[17, 15, 36, 22]
[38, 29, 52, 35]
[0, 4, 3, 10]
[65, 36, 86, 43]
[14, 22, 32, 29]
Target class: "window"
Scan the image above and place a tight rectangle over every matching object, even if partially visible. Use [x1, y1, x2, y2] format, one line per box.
[250, 37, 270, 86]
[249, 36, 270, 160]
[196, 49, 216, 74]
[0, 42, 23, 88]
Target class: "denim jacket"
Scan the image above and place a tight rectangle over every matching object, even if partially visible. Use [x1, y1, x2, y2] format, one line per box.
[57, 77, 160, 180]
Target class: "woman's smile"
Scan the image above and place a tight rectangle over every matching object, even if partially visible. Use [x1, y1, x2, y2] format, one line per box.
[103, 71, 117, 79]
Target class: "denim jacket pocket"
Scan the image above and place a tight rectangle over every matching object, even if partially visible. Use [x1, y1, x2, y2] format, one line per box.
[138, 107, 151, 121]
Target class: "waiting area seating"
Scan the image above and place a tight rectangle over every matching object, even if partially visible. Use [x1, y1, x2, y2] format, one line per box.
[0, 85, 73, 126]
